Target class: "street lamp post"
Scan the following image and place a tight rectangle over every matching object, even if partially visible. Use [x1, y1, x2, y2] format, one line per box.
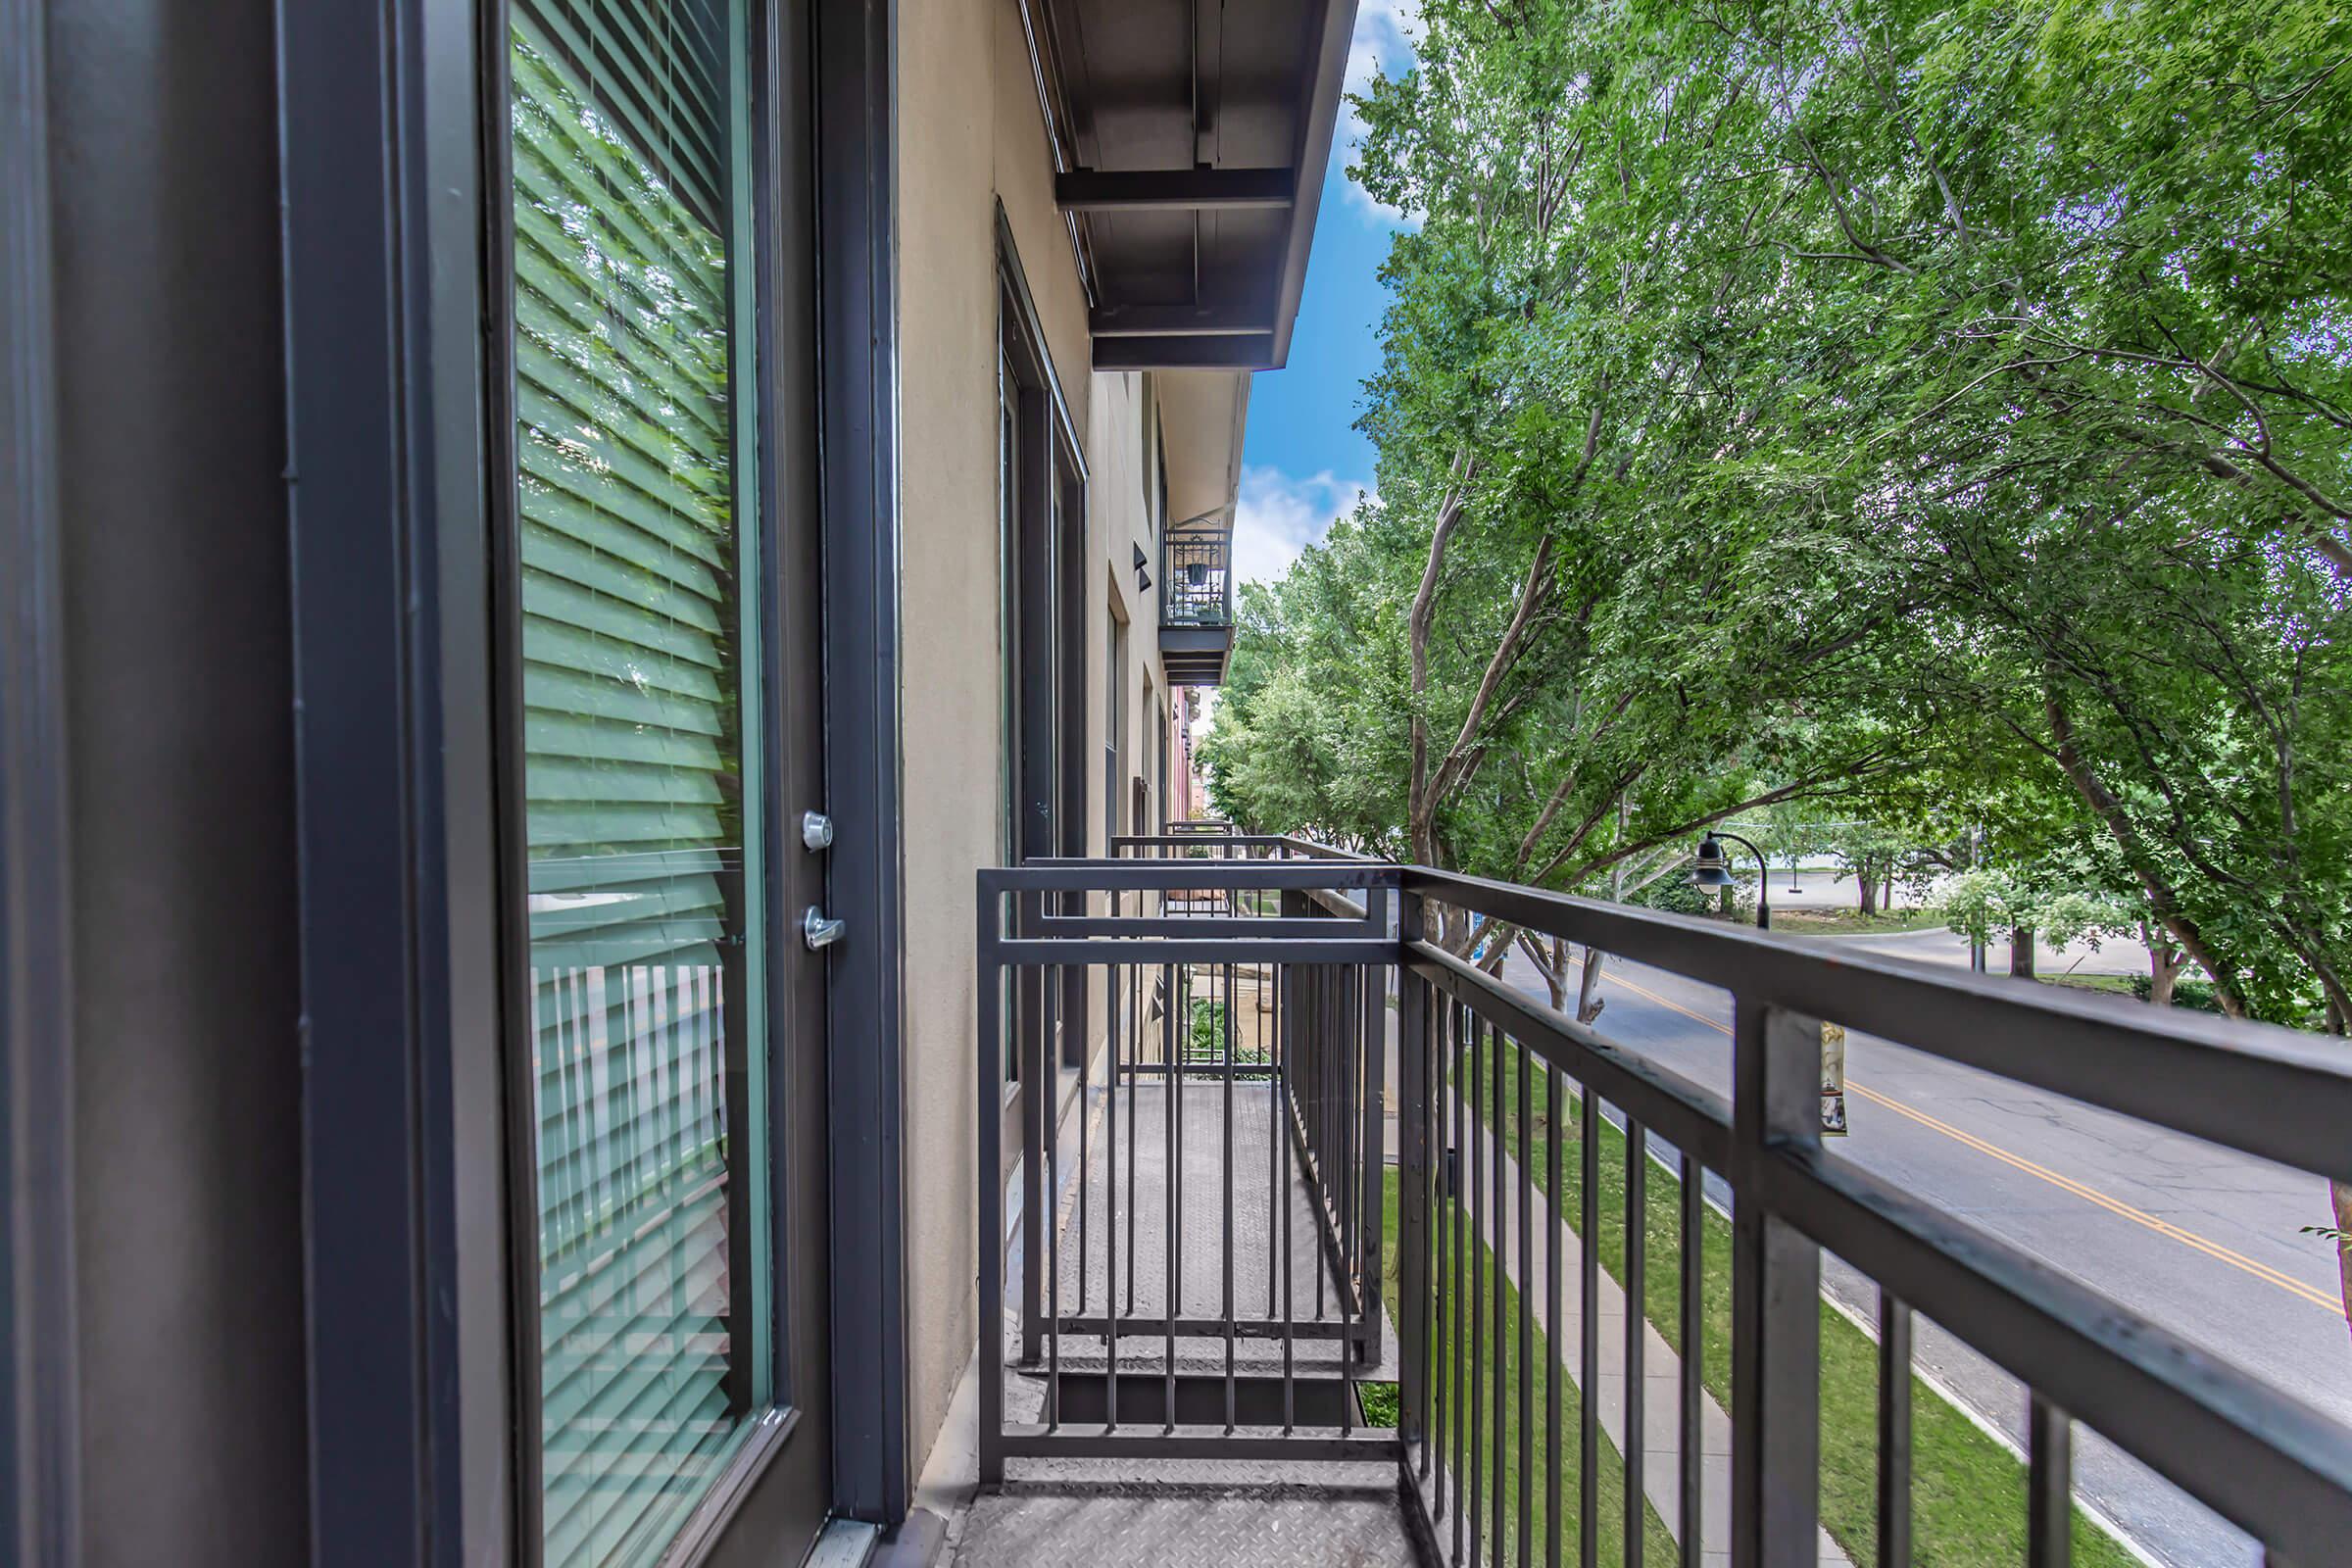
[1696, 831, 1845, 1132]
[1692, 831, 1771, 929]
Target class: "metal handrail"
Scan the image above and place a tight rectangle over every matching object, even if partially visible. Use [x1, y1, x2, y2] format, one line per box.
[971, 852, 2352, 1565]
[1393, 863, 2352, 1568]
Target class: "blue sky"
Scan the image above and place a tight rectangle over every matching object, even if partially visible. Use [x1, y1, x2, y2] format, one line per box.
[1231, 2, 1416, 587]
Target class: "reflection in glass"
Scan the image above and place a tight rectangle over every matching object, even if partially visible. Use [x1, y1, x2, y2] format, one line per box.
[509, 3, 766, 1561]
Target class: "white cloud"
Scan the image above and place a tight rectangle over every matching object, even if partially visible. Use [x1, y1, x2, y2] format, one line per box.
[1338, 0, 1421, 225]
[1233, 465, 1374, 586]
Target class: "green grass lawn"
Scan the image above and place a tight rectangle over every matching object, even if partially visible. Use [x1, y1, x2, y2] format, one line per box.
[1373, 1171, 1680, 1566]
[2044, 972, 2138, 996]
[1453, 1040, 2137, 1567]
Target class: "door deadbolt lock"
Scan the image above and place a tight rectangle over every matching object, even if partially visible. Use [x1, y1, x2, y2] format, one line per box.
[801, 810, 835, 851]
[803, 906, 847, 951]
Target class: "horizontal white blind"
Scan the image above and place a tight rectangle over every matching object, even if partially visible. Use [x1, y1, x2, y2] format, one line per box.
[510, 5, 754, 1563]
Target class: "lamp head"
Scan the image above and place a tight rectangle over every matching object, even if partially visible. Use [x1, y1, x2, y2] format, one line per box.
[1691, 833, 1737, 888]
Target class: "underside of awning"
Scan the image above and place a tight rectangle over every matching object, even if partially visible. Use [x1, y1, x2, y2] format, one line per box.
[1018, 0, 1359, 372]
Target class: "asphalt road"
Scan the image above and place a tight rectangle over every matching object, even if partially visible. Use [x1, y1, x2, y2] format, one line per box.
[1489, 941, 2350, 1568]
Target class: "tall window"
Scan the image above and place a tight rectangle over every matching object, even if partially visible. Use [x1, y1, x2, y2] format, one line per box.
[1104, 612, 1127, 851]
[997, 353, 1021, 1079]
[1000, 358, 1020, 876]
[508, 2, 769, 1559]
[1137, 374, 1156, 537]
[1152, 692, 1166, 834]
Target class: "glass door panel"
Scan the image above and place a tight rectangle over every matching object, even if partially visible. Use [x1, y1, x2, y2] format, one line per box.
[507, 2, 769, 1560]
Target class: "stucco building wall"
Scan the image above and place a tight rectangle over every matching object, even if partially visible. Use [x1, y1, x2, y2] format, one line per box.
[895, 0, 1217, 1484]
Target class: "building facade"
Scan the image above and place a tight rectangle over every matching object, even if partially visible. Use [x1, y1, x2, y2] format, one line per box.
[1, 0, 1342, 1563]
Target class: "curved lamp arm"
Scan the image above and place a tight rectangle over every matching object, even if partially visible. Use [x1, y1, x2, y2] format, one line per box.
[1712, 830, 1770, 930]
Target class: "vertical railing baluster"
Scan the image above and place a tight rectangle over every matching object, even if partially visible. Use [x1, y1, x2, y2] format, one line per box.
[1470, 1014, 1486, 1568]
[1078, 947, 1093, 1347]
[1046, 960, 1061, 1430]
[1340, 982, 1358, 1439]
[2028, 1395, 2072, 1568]
[1373, 930, 1383, 1372]
[1453, 1002, 1468, 1565]
[1626, 1117, 1646, 1568]
[1548, 1062, 1564, 1568]
[1434, 996, 1452, 1518]
[1223, 948, 1237, 1432]
[1581, 1083, 1599, 1568]
[976, 882, 1004, 1487]
[1175, 957, 1187, 1330]
[1105, 946, 1119, 1432]
[1519, 1035, 1535, 1566]
[1020, 893, 1042, 1367]
[1269, 946, 1282, 1319]
[1877, 1290, 1913, 1567]
[1730, 1004, 1824, 1568]
[1680, 1156, 1702, 1568]
[1490, 1018, 1505, 1568]
[1315, 965, 1328, 1322]
[1281, 947, 1298, 1433]
[1433, 994, 1450, 1514]
[1400, 892, 1429, 1458]
[1125, 928, 1139, 1316]
[1164, 956, 1179, 1431]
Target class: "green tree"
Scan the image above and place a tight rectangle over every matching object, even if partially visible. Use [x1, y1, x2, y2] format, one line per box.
[1325, 0, 2352, 1327]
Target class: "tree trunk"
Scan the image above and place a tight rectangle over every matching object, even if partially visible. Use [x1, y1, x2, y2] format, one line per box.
[1820, 1021, 1848, 1136]
[2044, 683, 2249, 1017]
[1537, 937, 1566, 1011]
[1577, 944, 1606, 1025]
[2143, 922, 2182, 1008]
[2326, 1004, 2352, 1347]
[2333, 1180, 2352, 1349]
[1405, 452, 1477, 867]
[1857, 871, 1879, 916]
[2009, 925, 2036, 979]
[1718, 884, 1737, 919]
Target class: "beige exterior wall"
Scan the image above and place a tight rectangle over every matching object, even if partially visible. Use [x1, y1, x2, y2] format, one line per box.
[894, 0, 1239, 1486]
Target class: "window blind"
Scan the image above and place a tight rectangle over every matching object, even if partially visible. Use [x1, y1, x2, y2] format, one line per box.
[508, 5, 760, 1564]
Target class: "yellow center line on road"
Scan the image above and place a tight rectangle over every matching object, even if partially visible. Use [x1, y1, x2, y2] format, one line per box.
[1564, 955, 2342, 1314]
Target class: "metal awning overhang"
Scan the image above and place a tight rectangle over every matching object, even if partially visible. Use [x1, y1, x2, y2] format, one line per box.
[1020, 0, 1360, 373]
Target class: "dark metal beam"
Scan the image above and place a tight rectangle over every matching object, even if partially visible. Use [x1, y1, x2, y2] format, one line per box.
[1055, 167, 1295, 211]
[1089, 301, 1274, 337]
[1096, 333, 1276, 371]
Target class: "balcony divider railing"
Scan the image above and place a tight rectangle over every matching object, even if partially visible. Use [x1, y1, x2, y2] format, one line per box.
[1161, 526, 1234, 627]
[975, 843, 2352, 1568]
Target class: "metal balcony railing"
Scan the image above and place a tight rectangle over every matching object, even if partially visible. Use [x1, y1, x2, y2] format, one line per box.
[974, 839, 2352, 1566]
[1162, 524, 1233, 627]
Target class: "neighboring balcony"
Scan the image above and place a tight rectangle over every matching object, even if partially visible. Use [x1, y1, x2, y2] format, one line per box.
[947, 831, 2352, 1568]
[1159, 522, 1234, 686]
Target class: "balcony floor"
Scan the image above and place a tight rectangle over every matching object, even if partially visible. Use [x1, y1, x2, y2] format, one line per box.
[948, 1476, 1417, 1568]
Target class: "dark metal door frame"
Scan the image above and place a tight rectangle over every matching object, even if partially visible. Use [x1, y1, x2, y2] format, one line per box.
[1, 0, 77, 1553]
[812, 0, 912, 1527]
[277, 0, 917, 1554]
